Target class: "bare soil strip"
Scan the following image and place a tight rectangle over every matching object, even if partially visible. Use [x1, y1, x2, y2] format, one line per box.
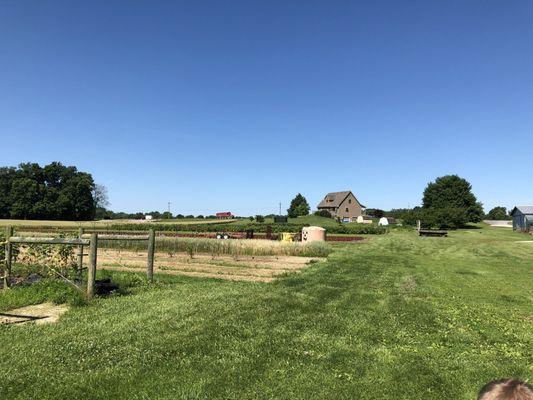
[93, 249, 322, 282]
[0, 303, 69, 325]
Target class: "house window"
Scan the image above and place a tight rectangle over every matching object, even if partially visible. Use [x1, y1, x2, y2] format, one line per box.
[345, 207, 349, 212]
[348, 199, 352, 204]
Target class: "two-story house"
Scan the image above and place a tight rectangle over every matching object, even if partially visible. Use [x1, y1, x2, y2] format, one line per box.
[317, 191, 365, 222]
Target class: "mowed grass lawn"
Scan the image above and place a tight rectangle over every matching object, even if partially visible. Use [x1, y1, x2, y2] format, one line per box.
[0, 225, 531, 399]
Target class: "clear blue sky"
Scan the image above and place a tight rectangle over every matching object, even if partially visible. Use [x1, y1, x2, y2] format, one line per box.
[1, 1, 532, 215]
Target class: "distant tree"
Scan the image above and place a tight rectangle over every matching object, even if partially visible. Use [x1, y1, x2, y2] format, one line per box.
[162, 211, 173, 219]
[287, 193, 310, 218]
[366, 208, 385, 218]
[196, 215, 204, 219]
[185, 215, 195, 219]
[249, 216, 254, 221]
[255, 215, 265, 223]
[92, 184, 110, 209]
[0, 162, 96, 220]
[486, 206, 509, 220]
[385, 208, 412, 220]
[314, 209, 332, 218]
[422, 175, 484, 225]
[0, 167, 16, 218]
[176, 214, 185, 219]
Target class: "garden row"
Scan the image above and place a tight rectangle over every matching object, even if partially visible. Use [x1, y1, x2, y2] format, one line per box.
[100, 237, 332, 258]
[12, 222, 386, 235]
[106, 222, 387, 235]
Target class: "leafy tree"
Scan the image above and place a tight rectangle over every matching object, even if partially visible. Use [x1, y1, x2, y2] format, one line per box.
[176, 214, 185, 219]
[162, 211, 173, 219]
[422, 175, 484, 225]
[0, 162, 96, 220]
[196, 215, 204, 219]
[287, 193, 310, 218]
[93, 184, 110, 209]
[366, 208, 385, 218]
[255, 215, 265, 223]
[486, 206, 509, 220]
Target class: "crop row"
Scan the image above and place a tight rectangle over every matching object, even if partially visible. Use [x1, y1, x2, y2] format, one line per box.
[99, 237, 332, 258]
[105, 222, 387, 235]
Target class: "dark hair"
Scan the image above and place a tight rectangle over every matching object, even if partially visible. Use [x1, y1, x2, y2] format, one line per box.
[478, 379, 533, 400]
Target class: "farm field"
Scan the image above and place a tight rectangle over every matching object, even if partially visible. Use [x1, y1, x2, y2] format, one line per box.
[0, 225, 532, 399]
[96, 249, 321, 282]
[0, 218, 236, 228]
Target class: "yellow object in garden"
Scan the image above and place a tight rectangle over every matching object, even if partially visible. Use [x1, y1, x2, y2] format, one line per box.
[280, 232, 296, 242]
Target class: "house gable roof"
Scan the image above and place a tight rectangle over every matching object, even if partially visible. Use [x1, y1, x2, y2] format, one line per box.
[317, 191, 365, 208]
[510, 206, 533, 215]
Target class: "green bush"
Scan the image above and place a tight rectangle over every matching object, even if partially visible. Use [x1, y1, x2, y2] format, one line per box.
[402, 207, 469, 229]
[314, 210, 332, 218]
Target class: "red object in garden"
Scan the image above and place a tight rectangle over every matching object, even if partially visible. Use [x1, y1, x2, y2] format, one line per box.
[216, 212, 233, 219]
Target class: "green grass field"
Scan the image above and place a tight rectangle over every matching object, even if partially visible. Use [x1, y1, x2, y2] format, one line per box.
[0, 225, 531, 399]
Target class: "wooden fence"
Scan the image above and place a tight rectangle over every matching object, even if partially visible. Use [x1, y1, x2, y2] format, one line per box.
[2, 227, 156, 298]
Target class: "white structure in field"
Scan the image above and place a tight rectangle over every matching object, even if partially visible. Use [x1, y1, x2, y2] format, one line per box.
[356, 215, 373, 224]
[301, 226, 326, 243]
[378, 217, 389, 226]
[145, 215, 153, 221]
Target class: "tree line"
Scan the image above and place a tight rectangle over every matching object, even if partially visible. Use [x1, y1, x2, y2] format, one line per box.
[0, 162, 98, 220]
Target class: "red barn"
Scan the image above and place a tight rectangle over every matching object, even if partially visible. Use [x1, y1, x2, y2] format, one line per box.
[216, 212, 233, 219]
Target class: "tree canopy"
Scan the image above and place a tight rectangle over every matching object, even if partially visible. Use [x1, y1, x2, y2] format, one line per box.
[287, 193, 310, 218]
[422, 175, 484, 224]
[0, 162, 96, 220]
[486, 206, 509, 220]
[412, 175, 484, 228]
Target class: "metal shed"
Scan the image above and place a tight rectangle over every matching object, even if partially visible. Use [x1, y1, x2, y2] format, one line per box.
[510, 206, 533, 232]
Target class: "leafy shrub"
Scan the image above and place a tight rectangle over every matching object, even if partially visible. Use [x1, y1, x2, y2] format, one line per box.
[402, 207, 469, 229]
[255, 215, 265, 223]
[314, 210, 332, 218]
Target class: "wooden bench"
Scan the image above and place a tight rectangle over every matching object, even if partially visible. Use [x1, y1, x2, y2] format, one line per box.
[419, 229, 448, 237]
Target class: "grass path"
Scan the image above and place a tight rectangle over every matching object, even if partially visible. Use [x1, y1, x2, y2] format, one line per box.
[0, 226, 531, 399]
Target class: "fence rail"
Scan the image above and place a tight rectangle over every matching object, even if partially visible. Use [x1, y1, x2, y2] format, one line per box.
[9, 237, 91, 245]
[2, 227, 156, 298]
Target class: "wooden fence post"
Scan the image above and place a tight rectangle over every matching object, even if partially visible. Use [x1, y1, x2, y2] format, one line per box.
[3, 226, 13, 289]
[87, 233, 98, 298]
[77, 227, 84, 278]
[147, 229, 155, 283]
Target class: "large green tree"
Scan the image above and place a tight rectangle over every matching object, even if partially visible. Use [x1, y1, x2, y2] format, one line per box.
[422, 175, 484, 225]
[0, 162, 97, 220]
[486, 206, 509, 220]
[287, 193, 310, 218]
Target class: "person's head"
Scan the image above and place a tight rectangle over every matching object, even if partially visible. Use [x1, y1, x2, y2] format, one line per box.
[478, 379, 533, 400]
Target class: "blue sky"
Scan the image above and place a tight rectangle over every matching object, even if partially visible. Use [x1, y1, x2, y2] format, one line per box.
[1, 1, 532, 215]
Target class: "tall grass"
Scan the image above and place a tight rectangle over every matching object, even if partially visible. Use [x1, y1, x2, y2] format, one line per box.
[99, 237, 332, 258]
